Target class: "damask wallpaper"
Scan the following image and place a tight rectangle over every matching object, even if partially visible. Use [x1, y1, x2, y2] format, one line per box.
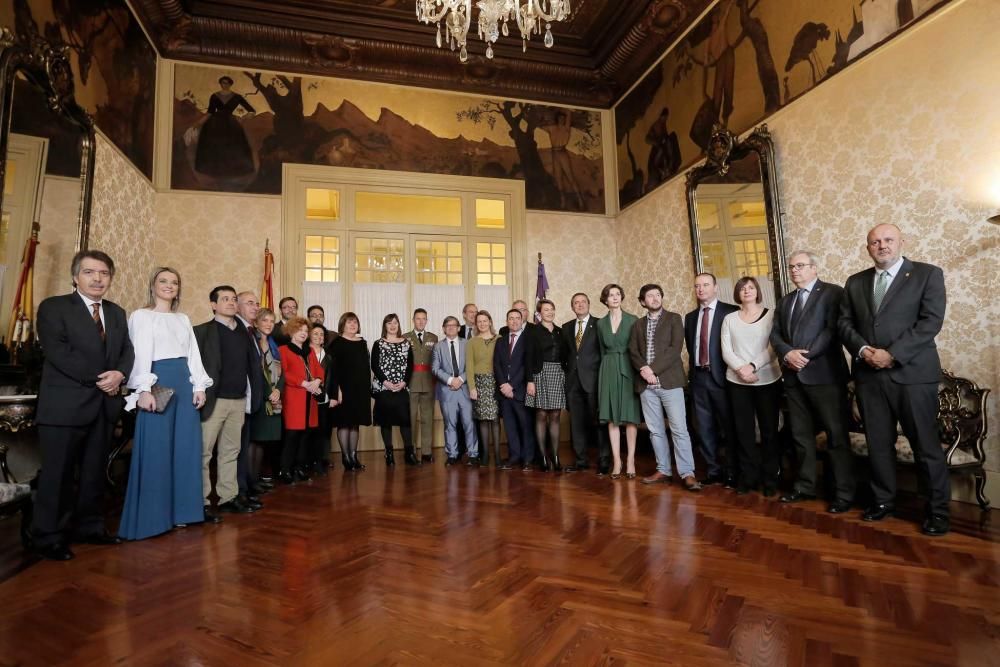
[153, 192, 283, 323]
[89, 134, 156, 313]
[617, 0, 999, 492]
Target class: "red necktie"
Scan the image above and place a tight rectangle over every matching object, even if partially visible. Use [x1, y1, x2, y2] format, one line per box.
[92, 303, 105, 342]
[509, 332, 516, 353]
[698, 307, 710, 366]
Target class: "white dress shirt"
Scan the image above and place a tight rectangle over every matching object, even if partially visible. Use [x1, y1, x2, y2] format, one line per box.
[77, 290, 105, 329]
[125, 309, 214, 410]
[693, 298, 719, 364]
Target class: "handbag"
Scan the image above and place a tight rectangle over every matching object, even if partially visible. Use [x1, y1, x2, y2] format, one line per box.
[150, 383, 175, 413]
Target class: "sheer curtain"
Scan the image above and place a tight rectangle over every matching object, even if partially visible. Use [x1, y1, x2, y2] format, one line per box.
[352, 282, 408, 343]
[302, 281, 342, 329]
[412, 284, 465, 336]
[475, 285, 510, 331]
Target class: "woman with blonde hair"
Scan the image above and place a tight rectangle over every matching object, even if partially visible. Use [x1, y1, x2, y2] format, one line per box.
[119, 267, 213, 540]
[467, 310, 501, 466]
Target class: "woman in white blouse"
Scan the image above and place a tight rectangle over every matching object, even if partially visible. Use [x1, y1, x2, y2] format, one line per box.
[721, 276, 782, 497]
[119, 267, 213, 540]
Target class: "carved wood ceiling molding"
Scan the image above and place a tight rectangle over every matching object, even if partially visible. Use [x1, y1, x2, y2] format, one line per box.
[130, 0, 711, 108]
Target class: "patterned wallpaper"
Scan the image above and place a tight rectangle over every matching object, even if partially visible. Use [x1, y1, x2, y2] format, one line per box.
[617, 0, 1000, 489]
[89, 134, 156, 313]
[524, 211, 619, 320]
[33, 177, 83, 304]
[153, 192, 283, 323]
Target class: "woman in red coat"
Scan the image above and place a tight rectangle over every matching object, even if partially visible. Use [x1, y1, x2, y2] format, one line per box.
[278, 316, 325, 484]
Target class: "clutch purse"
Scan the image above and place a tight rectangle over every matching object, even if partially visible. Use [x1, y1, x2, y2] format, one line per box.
[150, 383, 175, 413]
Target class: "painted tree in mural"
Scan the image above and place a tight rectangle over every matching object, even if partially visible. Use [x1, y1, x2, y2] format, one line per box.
[672, 0, 780, 150]
[615, 66, 664, 204]
[456, 101, 597, 210]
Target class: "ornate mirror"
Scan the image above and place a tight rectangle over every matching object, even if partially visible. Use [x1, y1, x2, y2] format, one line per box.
[685, 125, 788, 308]
[0, 26, 96, 347]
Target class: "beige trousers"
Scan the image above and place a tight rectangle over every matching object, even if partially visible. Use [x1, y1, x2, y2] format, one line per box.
[202, 397, 245, 505]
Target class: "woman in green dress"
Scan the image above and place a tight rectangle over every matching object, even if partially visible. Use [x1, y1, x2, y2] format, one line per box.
[597, 283, 642, 479]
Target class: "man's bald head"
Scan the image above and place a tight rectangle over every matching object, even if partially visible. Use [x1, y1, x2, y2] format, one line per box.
[866, 224, 904, 270]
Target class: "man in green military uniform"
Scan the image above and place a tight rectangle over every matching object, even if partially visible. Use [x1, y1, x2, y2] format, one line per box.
[404, 308, 438, 464]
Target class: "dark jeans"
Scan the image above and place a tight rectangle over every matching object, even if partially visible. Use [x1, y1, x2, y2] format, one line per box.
[727, 380, 782, 488]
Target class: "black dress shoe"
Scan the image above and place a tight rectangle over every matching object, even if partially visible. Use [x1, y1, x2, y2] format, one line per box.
[445, 457, 458, 466]
[564, 462, 588, 472]
[218, 499, 255, 514]
[779, 491, 817, 504]
[239, 494, 263, 510]
[827, 500, 852, 514]
[255, 480, 275, 491]
[724, 475, 738, 489]
[465, 458, 480, 467]
[498, 461, 513, 470]
[521, 464, 533, 472]
[204, 506, 223, 524]
[75, 532, 123, 546]
[277, 470, 295, 485]
[700, 473, 725, 486]
[762, 486, 777, 498]
[259, 475, 274, 484]
[293, 467, 311, 482]
[862, 504, 895, 521]
[35, 543, 74, 561]
[736, 484, 753, 495]
[922, 514, 950, 536]
[421, 454, 433, 463]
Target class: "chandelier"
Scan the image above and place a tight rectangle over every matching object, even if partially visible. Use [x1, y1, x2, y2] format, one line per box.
[416, 0, 572, 62]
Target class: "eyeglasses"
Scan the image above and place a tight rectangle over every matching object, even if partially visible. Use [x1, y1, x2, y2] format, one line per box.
[788, 263, 814, 271]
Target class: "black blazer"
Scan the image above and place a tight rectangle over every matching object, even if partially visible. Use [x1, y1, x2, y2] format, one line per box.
[770, 280, 848, 386]
[493, 329, 529, 402]
[560, 315, 601, 393]
[499, 321, 535, 338]
[458, 324, 477, 340]
[35, 293, 134, 426]
[838, 257, 945, 385]
[684, 300, 738, 387]
[194, 318, 265, 421]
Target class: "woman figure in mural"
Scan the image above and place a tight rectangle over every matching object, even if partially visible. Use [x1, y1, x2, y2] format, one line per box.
[540, 111, 584, 211]
[194, 76, 256, 177]
[644, 107, 681, 191]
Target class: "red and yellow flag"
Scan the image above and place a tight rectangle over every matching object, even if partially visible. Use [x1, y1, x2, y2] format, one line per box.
[6, 223, 39, 347]
[259, 239, 275, 311]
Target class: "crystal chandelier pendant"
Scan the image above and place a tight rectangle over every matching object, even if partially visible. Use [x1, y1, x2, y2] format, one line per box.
[460, 44, 469, 62]
[502, 20, 509, 37]
[436, 23, 442, 49]
[486, 44, 494, 59]
[544, 23, 553, 48]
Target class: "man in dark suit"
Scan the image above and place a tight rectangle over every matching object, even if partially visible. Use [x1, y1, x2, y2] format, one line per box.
[494, 308, 535, 470]
[499, 300, 536, 337]
[684, 273, 739, 486]
[235, 291, 269, 507]
[31, 250, 134, 560]
[839, 224, 949, 536]
[457, 302, 478, 340]
[195, 286, 264, 520]
[771, 252, 855, 513]
[272, 296, 297, 346]
[560, 292, 610, 474]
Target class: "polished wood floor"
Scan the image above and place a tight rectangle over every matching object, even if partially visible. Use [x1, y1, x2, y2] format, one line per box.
[0, 450, 999, 666]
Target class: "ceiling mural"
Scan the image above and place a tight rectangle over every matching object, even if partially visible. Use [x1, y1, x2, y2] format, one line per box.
[172, 63, 605, 213]
[615, 0, 952, 210]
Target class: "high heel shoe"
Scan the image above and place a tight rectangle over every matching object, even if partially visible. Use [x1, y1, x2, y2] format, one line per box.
[610, 465, 622, 480]
[538, 457, 550, 473]
[551, 455, 562, 473]
[385, 449, 395, 466]
[351, 452, 367, 472]
[404, 447, 419, 466]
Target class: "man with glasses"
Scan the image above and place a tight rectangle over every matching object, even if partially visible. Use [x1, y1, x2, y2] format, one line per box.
[771, 252, 855, 513]
[432, 316, 478, 466]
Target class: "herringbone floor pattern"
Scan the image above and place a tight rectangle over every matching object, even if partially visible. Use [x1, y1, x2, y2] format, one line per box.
[0, 451, 998, 666]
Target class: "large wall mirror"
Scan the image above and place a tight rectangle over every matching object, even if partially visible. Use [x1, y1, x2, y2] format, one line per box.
[686, 125, 788, 308]
[0, 26, 96, 347]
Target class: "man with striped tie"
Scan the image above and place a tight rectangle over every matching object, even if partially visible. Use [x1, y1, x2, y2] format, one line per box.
[839, 224, 949, 536]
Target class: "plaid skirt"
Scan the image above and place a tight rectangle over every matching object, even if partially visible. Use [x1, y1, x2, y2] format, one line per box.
[473, 374, 499, 420]
[525, 361, 566, 410]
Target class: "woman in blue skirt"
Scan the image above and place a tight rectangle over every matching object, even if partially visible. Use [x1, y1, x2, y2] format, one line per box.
[119, 267, 213, 540]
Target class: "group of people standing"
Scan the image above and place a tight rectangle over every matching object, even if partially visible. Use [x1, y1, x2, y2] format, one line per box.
[25, 222, 950, 560]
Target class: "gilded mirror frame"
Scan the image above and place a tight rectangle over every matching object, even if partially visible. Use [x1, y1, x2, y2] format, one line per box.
[685, 124, 790, 301]
[0, 26, 96, 252]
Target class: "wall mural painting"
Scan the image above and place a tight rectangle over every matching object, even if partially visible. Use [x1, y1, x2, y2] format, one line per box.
[616, 0, 951, 209]
[171, 64, 605, 214]
[2, 0, 157, 180]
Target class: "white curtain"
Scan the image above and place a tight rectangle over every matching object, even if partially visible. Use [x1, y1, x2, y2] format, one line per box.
[352, 282, 408, 343]
[302, 281, 342, 330]
[411, 284, 465, 336]
[475, 285, 510, 332]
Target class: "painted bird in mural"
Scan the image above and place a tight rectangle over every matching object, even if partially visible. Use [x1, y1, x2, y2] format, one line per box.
[785, 22, 831, 86]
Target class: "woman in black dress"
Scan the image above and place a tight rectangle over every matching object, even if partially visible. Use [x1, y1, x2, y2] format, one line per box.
[328, 312, 372, 472]
[194, 75, 256, 177]
[371, 314, 414, 466]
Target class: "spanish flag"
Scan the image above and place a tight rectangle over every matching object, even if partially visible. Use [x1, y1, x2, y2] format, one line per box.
[6, 222, 39, 348]
[259, 239, 275, 311]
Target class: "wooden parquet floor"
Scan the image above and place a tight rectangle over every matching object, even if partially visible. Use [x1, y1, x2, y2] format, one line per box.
[1, 451, 999, 666]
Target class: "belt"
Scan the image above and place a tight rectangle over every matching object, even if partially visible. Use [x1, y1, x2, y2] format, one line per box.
[413, 364, 431, 372]
[694, 365, 711, 372]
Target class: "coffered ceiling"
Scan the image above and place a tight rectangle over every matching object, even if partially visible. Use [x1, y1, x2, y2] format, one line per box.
[131, 0, 712, 107]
